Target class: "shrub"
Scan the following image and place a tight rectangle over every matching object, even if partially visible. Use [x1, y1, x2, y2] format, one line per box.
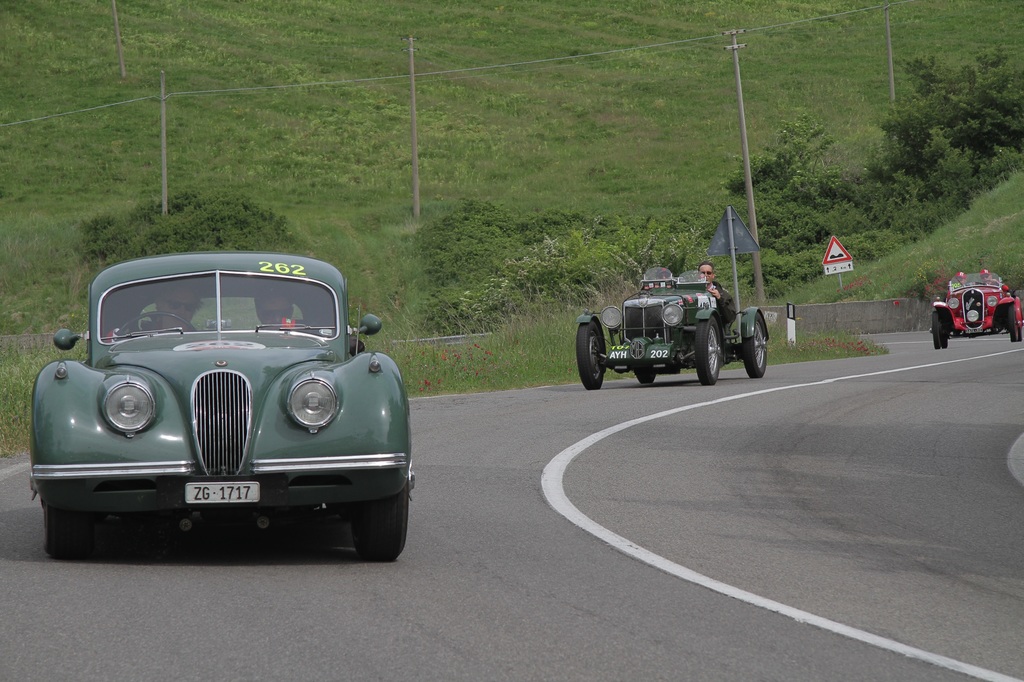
[79, 190, 296, 264]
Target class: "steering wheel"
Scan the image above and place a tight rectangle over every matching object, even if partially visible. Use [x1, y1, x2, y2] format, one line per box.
[115, 312, 195, 335]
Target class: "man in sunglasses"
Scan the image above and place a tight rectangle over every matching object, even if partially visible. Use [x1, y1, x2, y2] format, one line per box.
[698, 260, 735, 325]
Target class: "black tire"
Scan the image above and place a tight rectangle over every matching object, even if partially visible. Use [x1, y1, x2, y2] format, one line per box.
[43, 502, 95, 560]
[694, 318, 722, 386]
[741, 314, 768, 379]
[931, 311, 947, 349]
[1008, 307, 1021, 343]
[351, 482, 409, 562]
[635, 369, 656, 385]
[575, 321, 606, 391]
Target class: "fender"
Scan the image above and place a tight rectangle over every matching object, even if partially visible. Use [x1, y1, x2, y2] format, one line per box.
[738, 307, 767, 339]
[576, 312, 600, 326]
[932, 304, 954, 327]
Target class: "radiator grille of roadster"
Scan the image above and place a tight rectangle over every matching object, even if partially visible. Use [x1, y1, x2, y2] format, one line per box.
[192, 370, 252, 475]
[962, 288, 985, 329]
[623, 301, 667, 341]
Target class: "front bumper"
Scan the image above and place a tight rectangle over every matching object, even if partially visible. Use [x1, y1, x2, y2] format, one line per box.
[31, 453, 411, 513]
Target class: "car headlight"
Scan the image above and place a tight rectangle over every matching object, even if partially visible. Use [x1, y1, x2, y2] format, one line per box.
[662, 303, 684, 326]
[600, 306, 622, 329]
[987, 296, 998, 307]
[103, 380, 155, 436]
[967, 310, 980, 322]
[288, 378, 337, 432]
[948, 298, 959, 309]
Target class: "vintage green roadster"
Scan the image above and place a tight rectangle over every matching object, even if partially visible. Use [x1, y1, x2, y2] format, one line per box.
[575, 266, 768, 389]
[30, 252, 412, 561]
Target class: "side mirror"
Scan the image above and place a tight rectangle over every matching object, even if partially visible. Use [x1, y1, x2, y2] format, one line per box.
[53, 328, 82, 351]
[358, 313, 382, 337]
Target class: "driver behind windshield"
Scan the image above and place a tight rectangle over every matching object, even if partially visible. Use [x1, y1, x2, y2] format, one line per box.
[698, 260, 735, 325]
[148, 285, 200, 331]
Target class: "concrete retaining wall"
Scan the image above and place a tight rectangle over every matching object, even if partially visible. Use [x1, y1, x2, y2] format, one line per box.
[760, 298, 932, 335]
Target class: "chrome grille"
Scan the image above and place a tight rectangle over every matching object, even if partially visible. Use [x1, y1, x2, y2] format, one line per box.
[192, 370, 252, 475]
[962, 288, 984, 329]
[623, 301, 666, 341]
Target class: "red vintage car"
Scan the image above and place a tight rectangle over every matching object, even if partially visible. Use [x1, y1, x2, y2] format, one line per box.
[931, 270, 1023, 349]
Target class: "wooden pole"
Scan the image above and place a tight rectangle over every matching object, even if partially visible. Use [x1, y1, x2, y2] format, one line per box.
[884, 1, 896, 102]
[161, 70, 168, 215]
[406, 36, 421, 219]
[724, 30, 765, 303]
[112, 0, 126, 79]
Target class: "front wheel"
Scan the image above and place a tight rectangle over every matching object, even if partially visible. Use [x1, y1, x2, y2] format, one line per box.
[43, 502, 95, 560]
[741, 314, 768, 379]
[1008, 305, 1022, 343]
[931, 311, 947, 349]
[575, 321, 606, 390]
[351, 482, 410, 562]
[694, 318, 722, 386]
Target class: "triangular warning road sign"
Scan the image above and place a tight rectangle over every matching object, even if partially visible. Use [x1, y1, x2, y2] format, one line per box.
[707, 205, 760, 256]
[822, 235, 853, 265]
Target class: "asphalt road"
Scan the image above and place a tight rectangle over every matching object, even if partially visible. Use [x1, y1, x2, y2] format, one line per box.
[2, 331, 1023, 681]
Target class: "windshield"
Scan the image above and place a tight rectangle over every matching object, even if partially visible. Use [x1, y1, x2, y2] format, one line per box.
[675, 269, 709, 284]
[953, 271, 1002, 288]
[98, 272, 339, 343]
[642, 266, 674, 281]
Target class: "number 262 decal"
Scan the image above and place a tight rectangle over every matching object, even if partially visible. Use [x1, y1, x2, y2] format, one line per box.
[259, 262, 307, 277]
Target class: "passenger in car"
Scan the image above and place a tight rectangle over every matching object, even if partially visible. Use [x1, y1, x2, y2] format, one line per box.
[255, 293, 297, 326]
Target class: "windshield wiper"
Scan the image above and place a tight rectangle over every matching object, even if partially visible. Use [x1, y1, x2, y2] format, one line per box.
[111, 326, 186, 339]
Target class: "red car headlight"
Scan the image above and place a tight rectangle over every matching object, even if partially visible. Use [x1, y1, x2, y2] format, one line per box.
[948, 298, 960, 310]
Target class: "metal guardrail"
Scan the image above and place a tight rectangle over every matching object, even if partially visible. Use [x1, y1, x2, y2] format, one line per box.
[0, 334, 53, 351]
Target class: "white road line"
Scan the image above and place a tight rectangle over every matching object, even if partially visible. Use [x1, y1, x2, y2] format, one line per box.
[542, 348, 1024, 682]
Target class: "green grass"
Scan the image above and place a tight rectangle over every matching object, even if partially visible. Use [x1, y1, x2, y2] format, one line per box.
[2, 1, 1021, 335]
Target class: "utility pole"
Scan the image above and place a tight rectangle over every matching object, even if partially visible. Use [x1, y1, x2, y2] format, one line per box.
[161, 70, 168, 215]
[884, 1, 896, 102]
[724, 29, 764, 303]
[111, 0, 126, 79]
[405, 36, 421, 219]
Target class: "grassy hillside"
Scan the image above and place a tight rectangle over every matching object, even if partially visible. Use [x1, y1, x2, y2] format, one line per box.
[779, 170, 1024, 303]
[1, 1, 1022, 335]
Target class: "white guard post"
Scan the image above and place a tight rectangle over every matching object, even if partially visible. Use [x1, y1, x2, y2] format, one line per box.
[787, 302, 796, 346]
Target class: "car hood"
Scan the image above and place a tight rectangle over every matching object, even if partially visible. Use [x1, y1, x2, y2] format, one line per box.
[96, 333, 340, 391]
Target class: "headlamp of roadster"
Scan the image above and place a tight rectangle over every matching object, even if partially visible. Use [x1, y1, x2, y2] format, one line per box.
[288, 376, 338, 432]
[948, 298, 960, 310]
[600, 306, 623, 330]
[987, 295, 998, 308]
[662, 303, 684, 327]
[103, 379, 155, 436]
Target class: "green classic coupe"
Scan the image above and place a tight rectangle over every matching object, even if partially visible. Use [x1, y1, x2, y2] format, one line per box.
[30, 252, 412, 561]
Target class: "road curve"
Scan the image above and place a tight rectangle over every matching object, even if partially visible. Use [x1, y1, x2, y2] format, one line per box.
[1, 331, 1022, 681]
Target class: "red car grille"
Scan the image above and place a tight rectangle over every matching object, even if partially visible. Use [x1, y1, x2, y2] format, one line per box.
[192, 370, 252, 475]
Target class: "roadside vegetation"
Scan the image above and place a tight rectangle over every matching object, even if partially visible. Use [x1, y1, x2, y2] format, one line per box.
[2, 1, 1022, 454]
